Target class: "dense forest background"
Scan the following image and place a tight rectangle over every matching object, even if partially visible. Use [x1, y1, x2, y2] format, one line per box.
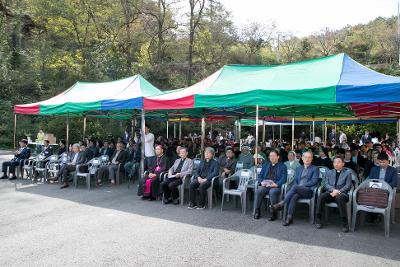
[1, 0, 399, 147]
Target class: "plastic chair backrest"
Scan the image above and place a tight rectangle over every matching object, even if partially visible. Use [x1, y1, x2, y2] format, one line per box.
[61, 153, 68, 163]
[236, 162, 244, 171]
[362, 179, 392, 191]
[49, 155, 59, 162]
[193, 159, 201, 170]
[100, 155, 109, 164]
[237, 169, 251, 191]
[344, 167, 359, 187]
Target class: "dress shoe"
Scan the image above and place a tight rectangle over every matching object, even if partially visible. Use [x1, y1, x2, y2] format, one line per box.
[254, 209, 261, 219]
[282, 215, 293, 226]
[342, 223, 349, 233]
[188, 203, 197, 209]
[164, 198, 172, 204]
[271, 201, 284, 212]
[172, 199, 180, 205]
[1, 175, 8, 179]
[8, 176, 17, 181]
[315, 217, 323, 229]
[60, 184, 69, 189]
[268, 212, 277, 221]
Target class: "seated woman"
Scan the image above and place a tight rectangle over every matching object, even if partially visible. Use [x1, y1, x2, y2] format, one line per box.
[141, 145, 169, 200]
[284, 151, 300, 184]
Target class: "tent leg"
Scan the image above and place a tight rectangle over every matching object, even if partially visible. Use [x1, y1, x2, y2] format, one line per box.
[262, 119, 266, 143]
[179, 117, 182, 140]
[291, 116, 295, 150]
[174, 123, 176, 139]
[140, 109, 146, 182]
[166, 119, 169, 139]
[272, 125, 275, 140]
[397, 117, 400, 146]
[238, 118, 242, 144]
[324, 119, 327, 146]
[13, 113, 17, 149]
[201, 116, 205, 159]
[312, 119, 315, 143]
[83, 116, 87, 140]
[255, 105, 259, 167]
[66, 113, 70, 148]
[279, 123, 282, 141]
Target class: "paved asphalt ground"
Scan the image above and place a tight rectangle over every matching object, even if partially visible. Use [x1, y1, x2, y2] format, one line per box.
[1, 151, 399, 266]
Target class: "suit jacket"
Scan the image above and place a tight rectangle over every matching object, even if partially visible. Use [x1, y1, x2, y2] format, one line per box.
[293, 165, 320, 190]
[258, 162, 287, 188]
[168, 158, 194, 178]
[315, 157, 333, 169]
[220, 157, 237, 177]
[127, 147, 141, 163]
[145, 155, 169, 175]
[324, 168, 352, 195]
[369, 165, 397, 188]
[14, 147, 31, 162]
[110, 150, 129, 165]
[41, 146, 53, 158]
[195, 159, 220, 181]
[100, 147, 114, 158]
[68, 151, 87, 165]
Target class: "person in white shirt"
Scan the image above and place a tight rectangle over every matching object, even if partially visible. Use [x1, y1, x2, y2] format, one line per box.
[144, 125, 155, 157]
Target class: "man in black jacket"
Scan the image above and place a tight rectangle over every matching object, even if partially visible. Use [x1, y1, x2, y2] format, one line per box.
[315, 157, 352, 232]
[1, 139, 31, 179]
[97, 142, 129, 185]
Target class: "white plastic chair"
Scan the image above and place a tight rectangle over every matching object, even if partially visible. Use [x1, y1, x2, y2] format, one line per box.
[351, 179, 394, 237]
[221, 169, 252, 213]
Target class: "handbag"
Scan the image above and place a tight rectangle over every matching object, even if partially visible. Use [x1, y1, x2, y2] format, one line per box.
[357, 187, 389, 208]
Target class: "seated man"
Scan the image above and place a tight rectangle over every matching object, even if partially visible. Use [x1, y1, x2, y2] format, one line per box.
[218, 148, 237, 193]
[368, 152, 397, 188]
[141, 145, 169, 200]
[161, 147, 193, 205]
[315, 157, 352, 232]
[100, 141, 115, 158]
[314, 147, 333, 169]
[81, 143, 94, 161]
[124, 140, 141, 181]
[237, 145, 253, 169]
[59, 143, 87, 189]
[32, 139, 53, 179]
[188, 147, 220, 210]
[1, 139, 31, 180]
[97, 142, 129, 185]
[344, 150, 359, 173]
[271, 151, 319, 226]
[254, 150, 287, 221]
[58, 139, 67, 155]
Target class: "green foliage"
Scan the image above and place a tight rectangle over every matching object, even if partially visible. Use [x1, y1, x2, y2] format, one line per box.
[0, 1, 400, 147]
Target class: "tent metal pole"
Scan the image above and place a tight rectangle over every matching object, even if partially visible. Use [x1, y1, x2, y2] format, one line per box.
[397, 117, 400, 146]
[83, 116, 87, 140]
[255, 105, 259, 166]
[238, 118, 242, 144]
[291, 115, 295, 150]
[234, 120, 237, 142]
[210, 121, 213, 134]
[13, 113, 17, 149]
[201, 116, 205, 159]
[166, 119, 169, 139]
[131, 117, 134, 138]
[272, 125, 275, 140]
[334, 123, 337, 144]
[66, 113, 70, 148]
[262, 119, 266, 143]
[140, 109, 146, 184]
[173, 122, 176, 139]
[279, 123, 282, 141]
[312, 119, 315, 143]
[324, 119, 327, 146]
[179, 117, 182, 140]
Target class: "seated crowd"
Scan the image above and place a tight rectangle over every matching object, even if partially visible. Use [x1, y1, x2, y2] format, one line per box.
[1, 127, 398, 234]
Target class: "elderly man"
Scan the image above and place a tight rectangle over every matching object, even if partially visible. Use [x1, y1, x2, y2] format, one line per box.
[32, 139, 53, 180]
[237, 145, 253, 169]
[369, 152, 397, 188]
[254, 150, 287, 221]
[97, 142, 129, 186]
[188, 147, 220, 210]
[162, 147, 194, 205]
[59, 143, 87, 189]
[124, 140, 141, 182]
[271, 151, 319, 226]
[1, 139, 31, 180]
[315, 157, 352, 232]
[141, 145, 169, 200]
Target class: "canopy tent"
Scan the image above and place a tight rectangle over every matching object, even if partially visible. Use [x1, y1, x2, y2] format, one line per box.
[14, 75, 164, 116]
[144, 53, 400, 118]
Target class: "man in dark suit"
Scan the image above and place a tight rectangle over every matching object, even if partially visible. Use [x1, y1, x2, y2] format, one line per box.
[254, 150, 287, 221]
[271, 151, 319, 226]
[1, 139, 31, 180]
[315, 157, 352, 232]
[100, 141, 115, 158]
[59, 143, 87, 189]
[141, 145, 169, 200]
[162, 147, 194, 205]
[314, 147, 333, 169]
[369, 152, 397, 188]
[124, 140, 141, 181]
[32, 139, 53, 180]
[188, 147, 220, 210]
[97, 142, 129, 185]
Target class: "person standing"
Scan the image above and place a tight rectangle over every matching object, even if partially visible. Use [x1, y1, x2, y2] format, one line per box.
[144, 125, 155, 158]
